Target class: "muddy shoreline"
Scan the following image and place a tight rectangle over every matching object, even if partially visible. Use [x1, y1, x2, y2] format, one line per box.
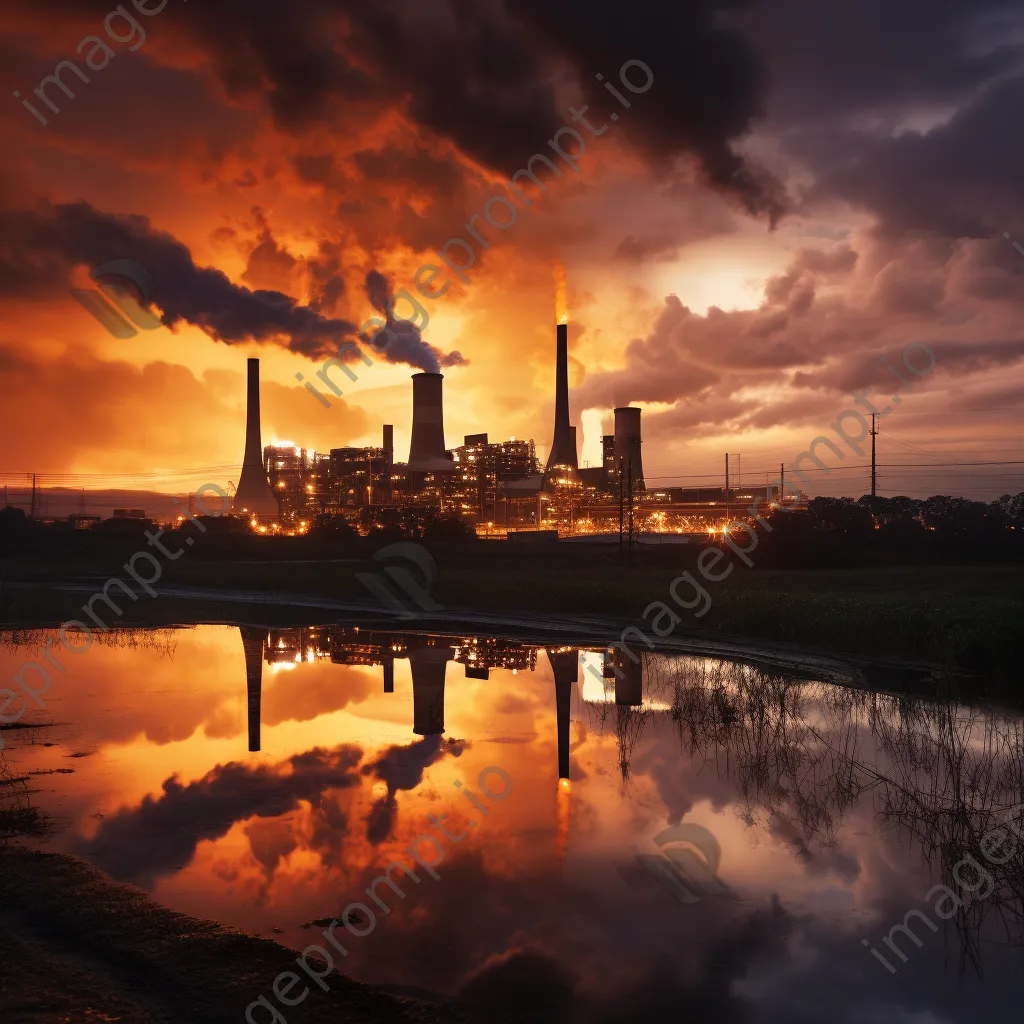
[0, 845, 478, 1024]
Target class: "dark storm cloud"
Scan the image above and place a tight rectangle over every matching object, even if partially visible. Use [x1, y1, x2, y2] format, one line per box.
[505, 0, 784, 217]
[0, 201, 360, 359]
[732, 0, 1024, 237]
[740, 0, 1024, 127]
[75, 744, 363, 889]
[806, 73, 1024, 238]
[23, 0, 778, 216]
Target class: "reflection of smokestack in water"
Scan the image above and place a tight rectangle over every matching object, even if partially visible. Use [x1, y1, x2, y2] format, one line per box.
[232, 358, 279, 518]
[545, 323, 578, 480]
[409, 645, 453, 735]
[613, 649, 643, 706]
[547, 649, 578, 780]
[383, 656, 394, 693]
[408, 373, 454, 472]
[614, 407, 645, 492]
[239, 626, 266, 752]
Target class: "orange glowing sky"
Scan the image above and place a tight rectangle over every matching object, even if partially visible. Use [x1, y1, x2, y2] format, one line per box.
[2, 0, 1024, 500]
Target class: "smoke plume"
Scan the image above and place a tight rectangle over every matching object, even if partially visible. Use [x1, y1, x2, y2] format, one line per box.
[362, 269, 467, 373]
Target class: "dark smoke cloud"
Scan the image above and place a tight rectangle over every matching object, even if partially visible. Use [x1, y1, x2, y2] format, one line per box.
[12, 0, 780, 217]
[362, 269, 467, 374]
[505, 0, 784, 218]
[0, 201, 359, 360]
[0, 201, 467, 372]
[74, 744, 363, 889]
[361, 734, 468, 844]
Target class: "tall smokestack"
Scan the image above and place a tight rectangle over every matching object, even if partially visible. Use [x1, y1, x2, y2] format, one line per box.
[614, 407, 645, 493]
[544, 323, 578, 482]
[408, 373, 454, 472]
[547, 649, 578, 780]
[232, 358, 279, 518]
[239, 626, 265, 752]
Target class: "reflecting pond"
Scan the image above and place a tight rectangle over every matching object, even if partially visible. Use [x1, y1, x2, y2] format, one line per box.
[2, 624, 1023, 1022]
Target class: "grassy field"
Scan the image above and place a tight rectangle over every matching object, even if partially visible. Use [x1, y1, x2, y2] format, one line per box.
[2, 545, 1022, 680]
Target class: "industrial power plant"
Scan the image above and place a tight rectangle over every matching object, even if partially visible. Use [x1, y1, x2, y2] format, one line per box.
[231, 321, 780, 538]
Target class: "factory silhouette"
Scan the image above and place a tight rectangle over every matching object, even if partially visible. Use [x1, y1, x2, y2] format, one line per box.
[231, 321, 776, 536]
[239, 625, 646, 782]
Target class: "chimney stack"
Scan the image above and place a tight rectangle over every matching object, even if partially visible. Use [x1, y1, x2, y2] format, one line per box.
[232, 358, 279, 518]
[407, 373, 454, 472]
[239, 626, 265, 752]
[547, 649, 578, 780]
[614, 407, 645, 493]
[544, 323, 578, 483]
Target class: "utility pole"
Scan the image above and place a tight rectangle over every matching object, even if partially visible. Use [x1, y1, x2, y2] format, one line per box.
[725, 454, 730, 524]
[627, 456, 635, 560]
[870, 414, 878, 498]
[780, 463, 785, 504]
[29, 473, 39, 520]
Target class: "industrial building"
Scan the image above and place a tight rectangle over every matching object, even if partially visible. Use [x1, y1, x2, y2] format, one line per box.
[232, 322, 793, 538]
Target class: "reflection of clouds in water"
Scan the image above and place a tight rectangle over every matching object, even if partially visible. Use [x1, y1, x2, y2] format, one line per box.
[360, 734, 468, 844]
[7, 627, 1024, 1021]
[261, 662, 377, 726]
[73, 744, 363, 889]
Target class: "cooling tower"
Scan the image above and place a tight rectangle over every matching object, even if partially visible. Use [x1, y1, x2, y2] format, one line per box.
[544, 323, 578, 480]
[232, 358, 279, 518]
[409, 645, 453, 735]
[613, 406, 645, 493]
[407, 373, 454, 472]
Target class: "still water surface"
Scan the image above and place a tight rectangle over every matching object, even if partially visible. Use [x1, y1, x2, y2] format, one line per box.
[2, 624, 1023, 1021]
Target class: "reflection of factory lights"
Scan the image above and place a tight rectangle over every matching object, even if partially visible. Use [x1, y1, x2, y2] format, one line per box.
[267, 662, 297, 673]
